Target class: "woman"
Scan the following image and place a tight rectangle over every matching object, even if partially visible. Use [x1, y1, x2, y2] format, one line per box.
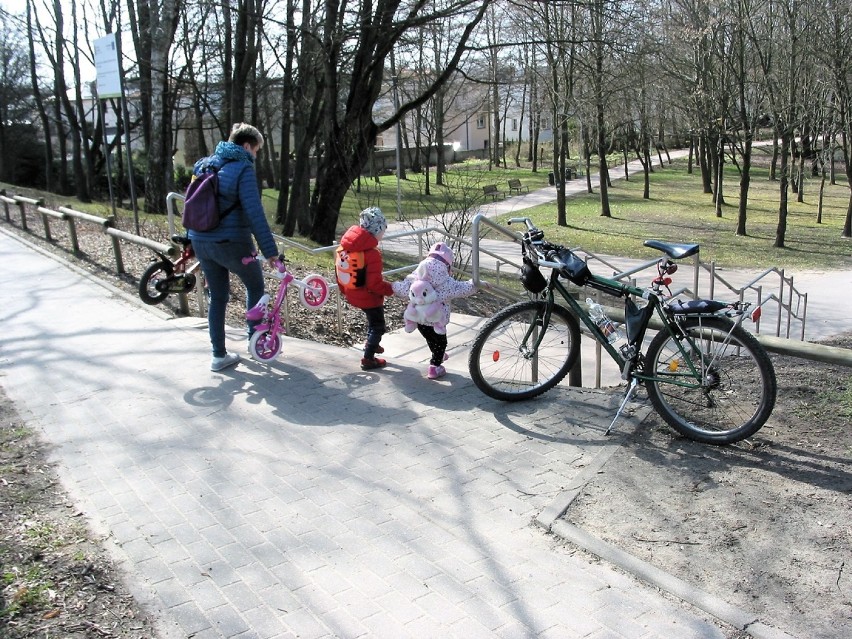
[188, 123, 279, 371]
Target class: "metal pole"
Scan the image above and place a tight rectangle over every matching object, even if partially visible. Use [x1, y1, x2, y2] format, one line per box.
[393, 75, 403, 222]
[96, 94, 118, 219]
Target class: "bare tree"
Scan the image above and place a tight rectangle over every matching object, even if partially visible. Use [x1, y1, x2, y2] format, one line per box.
[723, 0, 767, 236]
[580, 0, 638, 218]
[744, 0, 811, 247]
[307, 0, 492, 245]
[28, 0, 91, 199]
[814, 0, 852, 237]
[521, 0, 578, 226]
[127, 0, 181, 214]
[0, 10, 37, 184]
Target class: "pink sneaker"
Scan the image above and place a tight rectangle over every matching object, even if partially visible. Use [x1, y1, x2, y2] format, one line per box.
[427, 365, 446, 380]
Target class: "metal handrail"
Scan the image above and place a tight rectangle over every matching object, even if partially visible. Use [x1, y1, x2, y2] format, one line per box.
[166, 196, 808, 344]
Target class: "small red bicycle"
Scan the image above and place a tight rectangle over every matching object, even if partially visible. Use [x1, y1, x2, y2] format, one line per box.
[243, 255, 330, 361]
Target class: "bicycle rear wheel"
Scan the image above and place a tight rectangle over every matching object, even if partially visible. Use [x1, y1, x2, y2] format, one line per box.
[468, 301, 580, 401]
[299, 274, 330, 309]
[138, 260, 173, 305]
[645, 316, 776, 444]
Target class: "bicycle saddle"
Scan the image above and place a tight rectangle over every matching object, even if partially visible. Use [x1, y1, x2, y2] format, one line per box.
[171, 234, 192, 247]
[643, 239, 699, 259]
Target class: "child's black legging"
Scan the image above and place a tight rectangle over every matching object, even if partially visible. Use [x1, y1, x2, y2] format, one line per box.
[417, 324, 447, 366]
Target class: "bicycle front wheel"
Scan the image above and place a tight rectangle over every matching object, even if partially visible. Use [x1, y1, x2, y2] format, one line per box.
[249, 329, 282, 361]
[645, 316, 776, 444]
[468, 301, 580, 401]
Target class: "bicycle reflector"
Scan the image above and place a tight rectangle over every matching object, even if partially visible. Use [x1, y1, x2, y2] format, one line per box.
[751, 307, 762, 322]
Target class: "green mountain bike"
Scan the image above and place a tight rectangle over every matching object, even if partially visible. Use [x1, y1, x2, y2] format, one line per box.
[468, 218, 777, 445]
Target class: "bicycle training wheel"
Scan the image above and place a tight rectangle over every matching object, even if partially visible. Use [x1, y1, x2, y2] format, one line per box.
[644, 316, 776, 444]
[138, 260, 173, 305]
[249, 329, 282, 361]
[299, 274, 330, 309]
[468, 301, 580, 401]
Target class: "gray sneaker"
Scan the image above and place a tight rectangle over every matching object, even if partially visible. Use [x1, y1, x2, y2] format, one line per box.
[210, 352, 240, 371]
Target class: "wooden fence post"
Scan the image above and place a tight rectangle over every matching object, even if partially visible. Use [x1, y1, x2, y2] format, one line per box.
[0, 190, 10, 222]
[16, 200, 27, 231]
[104, 217, 125, 274]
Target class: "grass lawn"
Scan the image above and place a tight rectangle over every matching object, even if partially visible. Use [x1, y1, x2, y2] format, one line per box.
[293, 161, 554, 231]
[4, 154, 849, 272]
[493, 160, 852, 270]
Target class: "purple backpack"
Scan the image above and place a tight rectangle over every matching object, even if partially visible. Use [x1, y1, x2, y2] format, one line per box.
[181, 159, 240, 232]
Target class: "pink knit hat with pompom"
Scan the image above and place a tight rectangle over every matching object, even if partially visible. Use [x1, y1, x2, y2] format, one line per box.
[428, 242, 453, 267]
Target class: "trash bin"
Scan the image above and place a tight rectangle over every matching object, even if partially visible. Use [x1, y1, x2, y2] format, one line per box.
[548, 172, 555, 186]
[565, 167, 575, 180]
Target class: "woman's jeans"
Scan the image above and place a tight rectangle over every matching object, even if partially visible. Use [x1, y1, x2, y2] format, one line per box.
[192, 239, 265, 357]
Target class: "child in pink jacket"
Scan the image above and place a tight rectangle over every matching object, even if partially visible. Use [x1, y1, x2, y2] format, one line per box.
[393, 242, 478, 379]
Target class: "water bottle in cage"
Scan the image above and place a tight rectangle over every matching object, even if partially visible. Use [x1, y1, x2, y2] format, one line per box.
[586, 297, 622, 344]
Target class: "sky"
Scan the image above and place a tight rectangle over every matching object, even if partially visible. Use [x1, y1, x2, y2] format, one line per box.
[1, 0, 106, 85]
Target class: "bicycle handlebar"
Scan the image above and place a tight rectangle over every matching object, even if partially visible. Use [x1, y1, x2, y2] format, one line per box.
[241, 253, 287, 274]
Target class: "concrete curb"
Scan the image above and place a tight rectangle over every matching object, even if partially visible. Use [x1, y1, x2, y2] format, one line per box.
[550, 519, 796, 639]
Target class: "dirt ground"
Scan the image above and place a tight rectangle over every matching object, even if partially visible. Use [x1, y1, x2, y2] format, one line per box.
[564, 335, 852, 639]
[1, 210, 851, 637]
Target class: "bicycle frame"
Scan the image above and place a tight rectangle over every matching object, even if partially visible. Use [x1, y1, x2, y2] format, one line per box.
[138, 234, 200, 306]
[244, 256, 330, 362]
[528, 239, 749, 391]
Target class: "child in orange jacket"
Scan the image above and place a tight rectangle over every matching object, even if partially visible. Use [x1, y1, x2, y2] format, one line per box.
[335, 207, 394, 370]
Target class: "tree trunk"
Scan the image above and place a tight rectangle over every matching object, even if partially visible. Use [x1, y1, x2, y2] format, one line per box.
[776, 132, 791, 247]
[843, 160, 852, 237]
[714, 138, 724, 217]
[310, 122, 377, 245]
[26, 0, 55, 191]
[736, 138, 752, 236]
[698, 135, 712, 193]
[770, 133, 779, 181]
[597, 118, 611, 217]
[141, 0, 179, 215]
[557, 118, 569, 226]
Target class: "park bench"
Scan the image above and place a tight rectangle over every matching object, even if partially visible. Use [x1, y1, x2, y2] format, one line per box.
[483, 184, 504, 200]
[507, 178, 529, 195]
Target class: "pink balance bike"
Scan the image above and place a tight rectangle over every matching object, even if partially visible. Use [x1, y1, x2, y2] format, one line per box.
[242, 255, 330, 362]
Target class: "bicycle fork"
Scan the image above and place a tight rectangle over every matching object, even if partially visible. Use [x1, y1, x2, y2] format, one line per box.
[519, 303, 555, 382]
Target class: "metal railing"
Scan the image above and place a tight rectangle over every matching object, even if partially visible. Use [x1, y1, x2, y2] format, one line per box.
[3, 190, 847, 379]
[470, 213, 807, 340]
[1, 191, 176, 274]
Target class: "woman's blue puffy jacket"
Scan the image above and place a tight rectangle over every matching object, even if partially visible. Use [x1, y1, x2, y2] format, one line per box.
[187, 141, 278, 259]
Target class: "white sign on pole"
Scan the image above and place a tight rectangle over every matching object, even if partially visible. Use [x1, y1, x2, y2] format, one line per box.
[94, 34, 123, 98]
